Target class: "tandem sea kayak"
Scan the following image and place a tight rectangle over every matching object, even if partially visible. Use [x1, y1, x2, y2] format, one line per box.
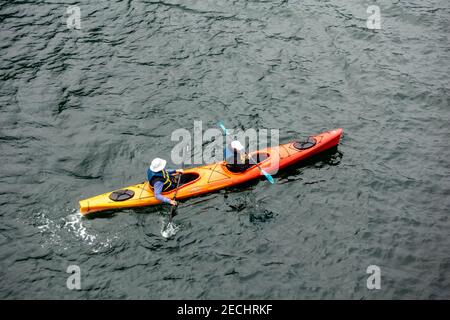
[79, 128, 343, 216]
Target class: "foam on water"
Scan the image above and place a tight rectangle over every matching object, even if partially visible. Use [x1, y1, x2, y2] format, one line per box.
[161, 222, 179, 238]
[36, 209, 114, 252]
[64, 212, 97, 245]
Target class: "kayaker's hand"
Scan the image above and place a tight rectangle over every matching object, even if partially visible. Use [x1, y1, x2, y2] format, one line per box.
[177, 169, 184, 173]
[170, 200, 177, 206]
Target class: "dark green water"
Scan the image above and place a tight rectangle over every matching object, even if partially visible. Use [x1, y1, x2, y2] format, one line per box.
[1, 0, 449, 299]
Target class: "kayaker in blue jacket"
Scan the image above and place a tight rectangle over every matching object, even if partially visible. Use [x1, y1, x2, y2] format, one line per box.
[147, 158, 183, 206]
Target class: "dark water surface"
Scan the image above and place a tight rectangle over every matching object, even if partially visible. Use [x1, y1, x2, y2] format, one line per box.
[1, 0, 449, 299]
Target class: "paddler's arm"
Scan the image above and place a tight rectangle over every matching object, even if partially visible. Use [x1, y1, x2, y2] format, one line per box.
[167, 169, 184, 174]
[153, 181, 176, 205]
[224, 147, 235, 163]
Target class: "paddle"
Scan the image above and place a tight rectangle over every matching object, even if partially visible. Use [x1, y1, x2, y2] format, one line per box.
[168, 169, 182, 223]
[161, 145, 189, 238]
[218, 121, 275, 184]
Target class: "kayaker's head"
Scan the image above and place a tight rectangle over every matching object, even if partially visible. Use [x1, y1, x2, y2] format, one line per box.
[231, 140, 244, 152]
[150, 157, 167, 172]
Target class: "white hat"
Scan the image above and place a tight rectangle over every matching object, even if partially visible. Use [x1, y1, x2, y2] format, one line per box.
[231, 140, 244, 151]
[150, 158, 167, 172]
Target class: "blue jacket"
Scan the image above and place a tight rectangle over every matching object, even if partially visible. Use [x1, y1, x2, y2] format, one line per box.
[147, 168, 176, 204]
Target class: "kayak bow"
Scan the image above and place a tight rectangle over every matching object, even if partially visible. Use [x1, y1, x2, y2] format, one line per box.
[79, 128, 343, 216]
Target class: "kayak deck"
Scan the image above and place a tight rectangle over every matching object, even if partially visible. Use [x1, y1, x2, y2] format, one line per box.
[79, 128, 343, 215]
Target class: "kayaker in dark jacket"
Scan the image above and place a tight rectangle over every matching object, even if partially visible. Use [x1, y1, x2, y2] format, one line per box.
[147, 158, 183, 205]
[225, 140, 253, 172]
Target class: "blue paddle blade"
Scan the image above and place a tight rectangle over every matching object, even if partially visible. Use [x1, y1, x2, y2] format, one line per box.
[261, 169, 275, 184]
[218, 121, 228, 135]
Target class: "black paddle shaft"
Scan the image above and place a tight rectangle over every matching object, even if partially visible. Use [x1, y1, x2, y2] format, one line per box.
[168, 145, 189, 222]
[168, 172, 182, 222]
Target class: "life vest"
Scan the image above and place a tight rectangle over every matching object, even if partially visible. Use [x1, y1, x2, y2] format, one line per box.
[147, 169, 174, 192]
